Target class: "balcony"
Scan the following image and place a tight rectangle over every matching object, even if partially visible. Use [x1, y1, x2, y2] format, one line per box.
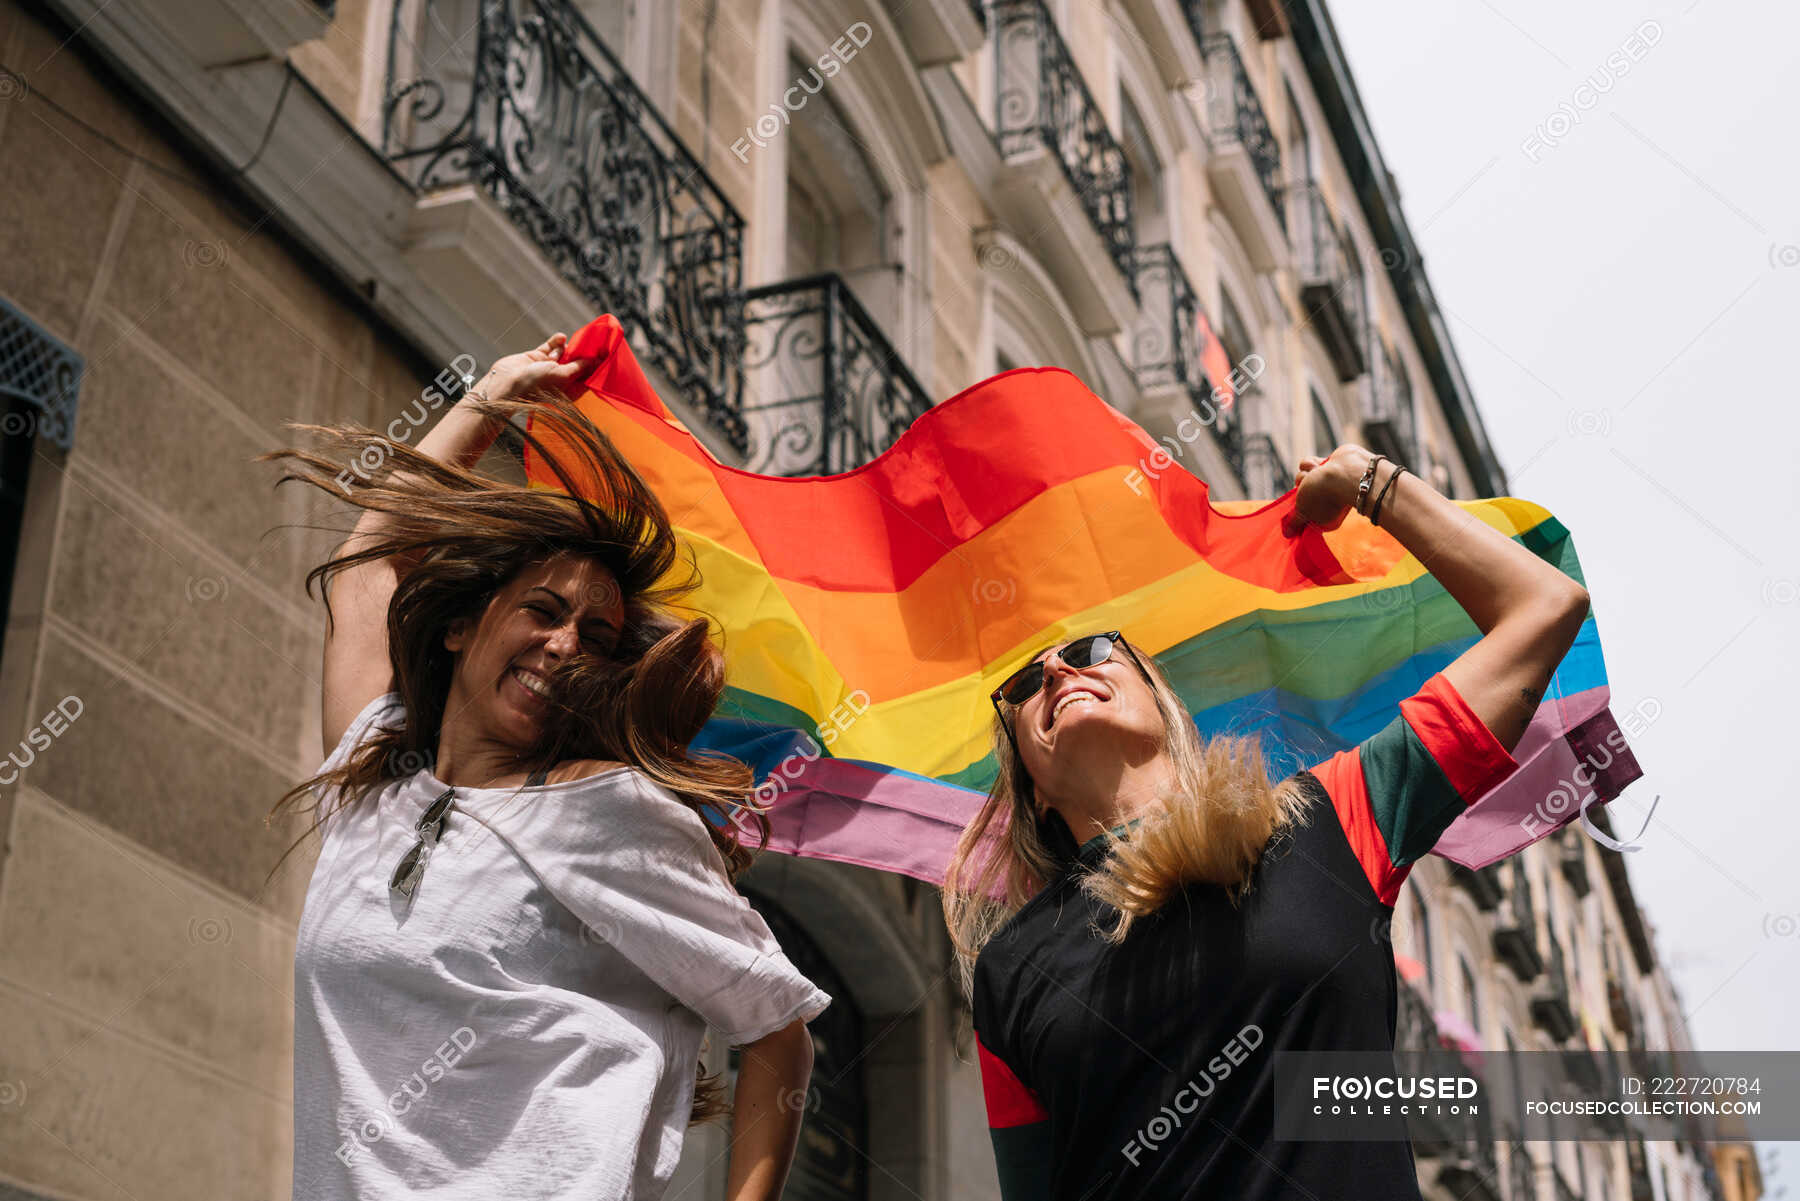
[1395, 982, 1501, 1201]
[1199, 33, 1287, 269]
[1492, 865, 1545, 983]
[1504, 1133, 1538, 1201]
[991, 0, 1137, 332]
[1560, 833, 1592, 897]
[383, 0, 747, 451]
[1394, 981, 1462, 1157]
[1627, 1139, 1656, 1201]
[1530, 942, 1579, 1042]
[1289, 181, 1368, 382]
[1359, 338, 1415, 468]
[1180, 0, 1205, 48]
[740, 274, 933, 477]
[1129, 244, 1245, 485]
[1240, 432, 1285, 497]
[1608, 977, 1636, 1037]
[1565, 1047, 1602, 1095]
[1451, 863, 1505, 911]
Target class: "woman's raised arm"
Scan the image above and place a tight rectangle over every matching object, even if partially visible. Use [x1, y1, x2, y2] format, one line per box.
[1286, 445, 1591, 754]
[319, 332, 595, 752]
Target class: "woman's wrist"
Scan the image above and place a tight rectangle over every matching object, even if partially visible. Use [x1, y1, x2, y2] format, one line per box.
[1326, 447, 1380, 515]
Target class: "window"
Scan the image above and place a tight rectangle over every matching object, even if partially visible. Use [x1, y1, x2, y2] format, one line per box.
[1459, 956, 1481, 1032]
[1309, 387, 1335, 455]
[1217, 288, 1255, 389]
[1119, 92, 1166, 246]
[783, 54, 893, 322]
[1414, 893, 1434, 982]
[1504, 1028, 1526, 1118]
[1284, 80, 1313, 183]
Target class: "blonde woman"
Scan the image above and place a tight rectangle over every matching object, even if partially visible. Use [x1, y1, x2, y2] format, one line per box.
[943, 445, 1589, 1200]
[262, 335, 828, 1200]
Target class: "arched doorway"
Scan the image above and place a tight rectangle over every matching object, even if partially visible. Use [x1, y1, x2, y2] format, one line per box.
[737, 889, 869, 1200]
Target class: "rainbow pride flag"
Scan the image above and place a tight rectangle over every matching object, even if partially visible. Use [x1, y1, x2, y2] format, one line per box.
[525, 315, 1641, 884]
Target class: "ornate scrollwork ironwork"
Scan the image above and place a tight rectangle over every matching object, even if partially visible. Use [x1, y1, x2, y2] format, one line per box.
[1201, 33, 1285, 230]
[383, 0, 747, 451]
[741, 274, 932, 477]
[1129, 243, 1244, 485]
[1290, 181, 1365, 334]
[991, 0, 1136, 290]
[1369, 336, 1417, 462]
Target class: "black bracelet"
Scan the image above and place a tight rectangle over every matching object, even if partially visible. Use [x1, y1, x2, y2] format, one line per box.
[1370, 464, 1406, 527]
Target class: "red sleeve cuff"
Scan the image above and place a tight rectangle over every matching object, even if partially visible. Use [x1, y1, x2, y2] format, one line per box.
[1400, 672, 1520, 805]
[978, 1036, 1049, 1127]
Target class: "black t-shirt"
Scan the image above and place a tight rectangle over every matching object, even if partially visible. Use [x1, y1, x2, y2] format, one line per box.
[970, 671, 1521, 1201]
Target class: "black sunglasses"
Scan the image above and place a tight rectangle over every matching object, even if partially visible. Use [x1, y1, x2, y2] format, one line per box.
[390, 787, 456, 899]
[990, 631, 1152, 760]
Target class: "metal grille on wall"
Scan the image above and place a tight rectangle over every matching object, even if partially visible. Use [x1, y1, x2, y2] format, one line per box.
[0, 296, 82, 451]
[0, 295, 78, 666]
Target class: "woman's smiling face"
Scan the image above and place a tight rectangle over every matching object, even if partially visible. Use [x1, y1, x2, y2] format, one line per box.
[1010, 636, 1166, 804]
[443, 551, 626, 746]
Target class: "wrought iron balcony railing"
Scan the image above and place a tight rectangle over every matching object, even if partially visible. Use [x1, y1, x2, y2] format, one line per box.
[1179, 0, 1204, 50]
[1240, 432, 1285, 498]
[992, 0, 1136, 288]
[1627, 1137, 1656, 1201]
[1505, 1132, 1538, 1201]
[1493, 863, 1545, 982]
[1129, 244, 1244, 484]
[740, 273, 932, 477]
[1289, 180, 1368, 381]
[1608, 976, 1636, 1037]
[1531, 940, 1579, 1042]
[1396, 982, 1501, 1200]
[383, 0, 748, 451]
[1560, 831, 1592, 896]
[1199, 33, 1284, 229]
[1361, 337, 1415, 468]
[1451, 863, 1505, 911]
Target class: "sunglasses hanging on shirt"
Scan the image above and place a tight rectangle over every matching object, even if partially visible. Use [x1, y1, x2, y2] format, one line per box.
[390, 787, 455, 899]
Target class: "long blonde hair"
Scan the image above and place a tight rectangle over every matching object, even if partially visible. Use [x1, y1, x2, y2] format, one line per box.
[940, 637, 1313, 998]
[259, 388, 758, 1125]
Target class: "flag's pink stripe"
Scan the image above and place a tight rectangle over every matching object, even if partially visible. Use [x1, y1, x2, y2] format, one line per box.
[753, 687, 1639, 883]
[1434, 689, 1642, 868]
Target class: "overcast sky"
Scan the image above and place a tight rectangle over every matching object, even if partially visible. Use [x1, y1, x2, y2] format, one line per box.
[1326, 0, 1799, 1187]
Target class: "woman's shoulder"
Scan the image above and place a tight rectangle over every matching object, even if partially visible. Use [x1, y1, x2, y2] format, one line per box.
[540, 757, 635, 787]
[522, 764, 717, 845]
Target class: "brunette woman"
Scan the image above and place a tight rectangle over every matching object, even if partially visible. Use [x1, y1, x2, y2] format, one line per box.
[263, 334, 827, 1200]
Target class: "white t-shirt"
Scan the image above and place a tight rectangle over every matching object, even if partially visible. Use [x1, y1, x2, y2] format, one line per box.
[291, 692, 831, 1200]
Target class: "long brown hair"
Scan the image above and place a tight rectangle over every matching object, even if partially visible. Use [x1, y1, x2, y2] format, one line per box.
[940, 636, 1313, 999]
[258, 387, 763, 1125]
